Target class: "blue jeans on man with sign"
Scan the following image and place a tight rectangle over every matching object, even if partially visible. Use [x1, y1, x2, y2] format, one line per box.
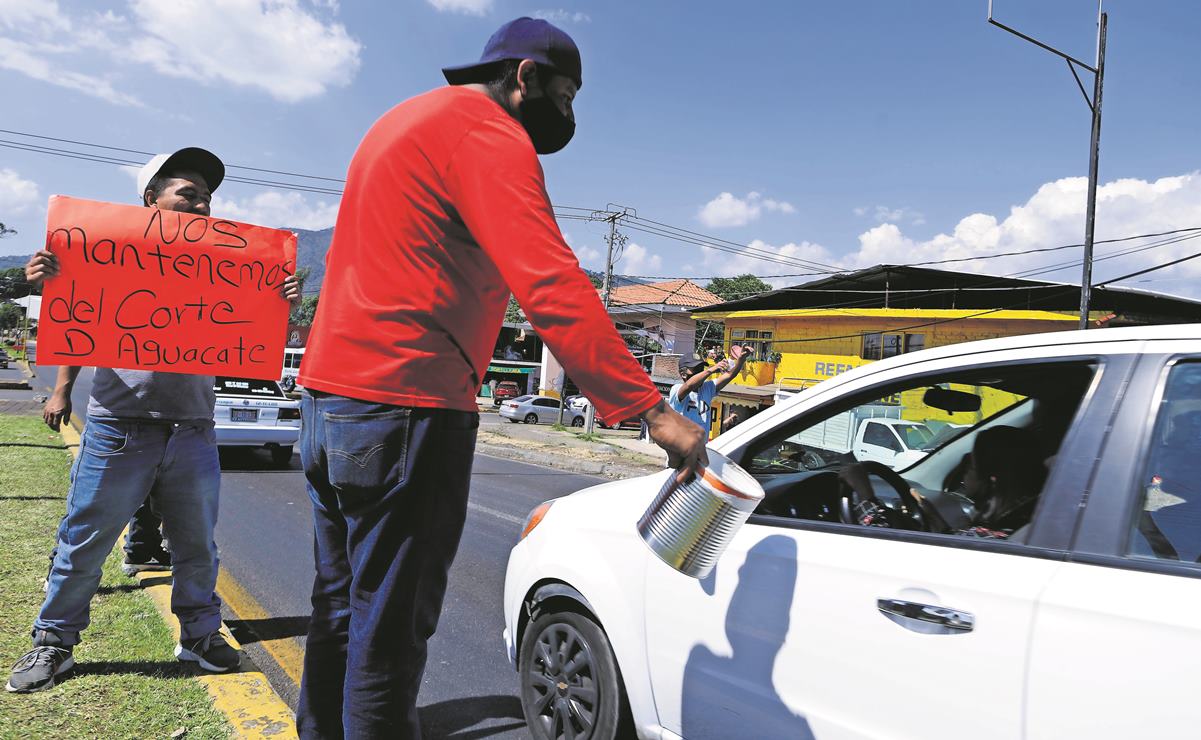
[35, 418, 223, 646]
[296, 391, 479, 739]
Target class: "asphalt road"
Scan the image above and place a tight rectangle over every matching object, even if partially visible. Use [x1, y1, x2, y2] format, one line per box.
[26, 356, 602, 736]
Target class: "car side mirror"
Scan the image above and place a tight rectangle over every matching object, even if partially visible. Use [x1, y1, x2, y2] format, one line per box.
[923, 387, 982, 414]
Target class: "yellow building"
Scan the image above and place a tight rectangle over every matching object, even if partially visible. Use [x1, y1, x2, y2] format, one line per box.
[695, 264, 1201, 435]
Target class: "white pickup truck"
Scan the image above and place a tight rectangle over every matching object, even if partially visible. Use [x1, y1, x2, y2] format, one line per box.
[784, 406, 935, 470]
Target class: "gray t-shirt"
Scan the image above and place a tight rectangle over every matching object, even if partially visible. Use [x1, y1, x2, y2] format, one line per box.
[87, 368, 215, 422]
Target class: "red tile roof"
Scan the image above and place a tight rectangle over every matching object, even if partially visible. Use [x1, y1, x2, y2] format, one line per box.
[607, 279, 721, 308]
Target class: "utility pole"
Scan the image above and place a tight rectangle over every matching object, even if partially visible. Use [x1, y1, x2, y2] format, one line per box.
[584, 204, 634, 434]
[988, 1, 1107, 329]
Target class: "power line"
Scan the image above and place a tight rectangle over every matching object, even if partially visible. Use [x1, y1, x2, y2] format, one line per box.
[0, 127, 347, 183]
[0, 141, 346, 197]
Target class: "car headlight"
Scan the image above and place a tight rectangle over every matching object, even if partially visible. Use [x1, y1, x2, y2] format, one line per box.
[521, 500, 555, 540]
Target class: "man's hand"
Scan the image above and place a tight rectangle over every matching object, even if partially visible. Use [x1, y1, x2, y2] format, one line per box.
[643, 400, 708, 485]
[25, 250, 59, 289]
[43, 390, 72, 432]
[280, 274, 302, 305]
[728, 344, 753, 366]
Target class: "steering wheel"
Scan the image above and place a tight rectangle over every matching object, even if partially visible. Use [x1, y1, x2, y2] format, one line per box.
[837, 461, 928, 531]
[758, 470, 840, 520]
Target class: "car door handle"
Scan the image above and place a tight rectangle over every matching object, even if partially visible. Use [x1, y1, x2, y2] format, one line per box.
[877, 598, 975, 635]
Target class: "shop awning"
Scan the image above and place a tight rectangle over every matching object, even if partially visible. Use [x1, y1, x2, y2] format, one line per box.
[487, 365, 537, 374]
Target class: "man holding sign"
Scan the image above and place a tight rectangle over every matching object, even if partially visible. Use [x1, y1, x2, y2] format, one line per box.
[295, 17, 706, 738]
[7, 148, 299, 694]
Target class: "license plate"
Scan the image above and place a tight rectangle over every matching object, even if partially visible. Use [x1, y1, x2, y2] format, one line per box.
[231, 408, 258, 423]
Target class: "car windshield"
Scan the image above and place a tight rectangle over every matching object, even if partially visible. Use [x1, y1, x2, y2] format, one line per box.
[896, 423, 934, 450]
[214, 377, 285, 398]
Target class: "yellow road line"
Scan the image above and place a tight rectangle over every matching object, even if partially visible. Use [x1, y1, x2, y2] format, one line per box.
[58, 417, 299, 738]
[215, 569, 306, 688]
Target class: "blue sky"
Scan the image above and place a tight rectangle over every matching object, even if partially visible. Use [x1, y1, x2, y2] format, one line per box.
[2, 1, 1200, 294]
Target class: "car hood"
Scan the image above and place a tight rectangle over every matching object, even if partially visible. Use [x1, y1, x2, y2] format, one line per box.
[543, 469, 671, 535]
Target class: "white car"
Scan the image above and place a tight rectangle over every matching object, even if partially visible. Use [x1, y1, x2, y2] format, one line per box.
[213, 377, 301, 466]
[503, 324, 1201, 740]
[500, 395, 586, 426]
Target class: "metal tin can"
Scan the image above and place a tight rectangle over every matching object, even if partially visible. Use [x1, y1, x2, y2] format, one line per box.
[637, 450, 765, 579]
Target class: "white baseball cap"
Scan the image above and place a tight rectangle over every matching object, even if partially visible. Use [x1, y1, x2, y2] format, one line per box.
[136, 147, 225, 201]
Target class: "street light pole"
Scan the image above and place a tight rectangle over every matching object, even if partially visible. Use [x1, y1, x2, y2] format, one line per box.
[988, 1, 1107, 329]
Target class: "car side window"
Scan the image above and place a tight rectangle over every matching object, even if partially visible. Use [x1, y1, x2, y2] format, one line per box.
[1127, 361, 1201, 564]
[534, 398, 556, 408]
[743, 361, 1097, 543]
[863, 422, 901, 451]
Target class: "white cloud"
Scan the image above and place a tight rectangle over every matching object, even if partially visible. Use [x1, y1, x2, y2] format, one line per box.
[840, 173, 1201, 297]
[0, 0, 360, 107]
[620, 242, 663, 275]
[212, 190, 339, 230]
[532, 9, 592, 24]
[855, 204, 925, 226]
[427, 0, 492, 15]
[128, 0, 361, 103]
[698, 191, 795, 228]
[0, 168, 40, 215]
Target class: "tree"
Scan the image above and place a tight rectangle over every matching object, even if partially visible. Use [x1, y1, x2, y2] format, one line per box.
[0, 302, 22, 330]
[697, 275, 772, 353]
[504, 295, 523, 323]
[0, 222, 15, 239]
[0, 268, 28, 300]
[290, 294, 319, 326]
[705, 274, 772, 302]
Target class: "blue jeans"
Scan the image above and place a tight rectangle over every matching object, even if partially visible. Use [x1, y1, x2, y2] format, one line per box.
[35, 417, 222, 646]
[296, 392, 478, 740]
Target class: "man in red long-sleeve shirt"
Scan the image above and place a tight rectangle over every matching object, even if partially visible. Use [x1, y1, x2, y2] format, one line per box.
[295, 17, 706, 738]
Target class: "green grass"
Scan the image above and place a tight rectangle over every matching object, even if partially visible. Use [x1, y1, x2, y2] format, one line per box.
[0, 416, 232, 739]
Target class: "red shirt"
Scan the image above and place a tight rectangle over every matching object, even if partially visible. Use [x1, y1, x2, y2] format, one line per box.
[299, 86, 661, 422]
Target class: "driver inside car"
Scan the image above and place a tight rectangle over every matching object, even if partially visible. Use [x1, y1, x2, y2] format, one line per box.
[838, 425, 1047, 539]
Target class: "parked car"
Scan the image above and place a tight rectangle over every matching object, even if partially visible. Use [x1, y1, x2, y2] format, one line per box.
[784, 408, 934, 470]
[504, 324, 1201, 740]
[0, 350, 8, 369]
[213, 377, 300, 467]
[499, 395, 585, 426]
[568, 396, 642, 430]
[493, 380, 522, 405]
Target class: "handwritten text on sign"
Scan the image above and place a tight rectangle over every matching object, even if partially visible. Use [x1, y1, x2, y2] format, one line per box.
[37, 196, 298, 380]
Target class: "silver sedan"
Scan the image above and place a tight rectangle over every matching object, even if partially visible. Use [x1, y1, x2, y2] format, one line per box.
[498, 395, 586, 426]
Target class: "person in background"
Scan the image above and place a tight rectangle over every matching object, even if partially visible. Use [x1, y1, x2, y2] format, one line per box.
[670, 345, 752, 433]
[9, 148, 300, 694]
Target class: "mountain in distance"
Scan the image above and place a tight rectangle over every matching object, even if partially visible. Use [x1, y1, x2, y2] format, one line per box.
[291, 227, 333, 291]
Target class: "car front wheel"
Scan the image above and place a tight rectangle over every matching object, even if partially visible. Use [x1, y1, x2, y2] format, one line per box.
[519, 609, 632, 740]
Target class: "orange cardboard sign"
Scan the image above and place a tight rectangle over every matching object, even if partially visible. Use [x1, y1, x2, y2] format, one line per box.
[37, 196, 298, 380]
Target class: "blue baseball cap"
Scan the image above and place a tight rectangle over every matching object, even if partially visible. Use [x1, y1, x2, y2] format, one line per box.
[442, 17, 582, 89]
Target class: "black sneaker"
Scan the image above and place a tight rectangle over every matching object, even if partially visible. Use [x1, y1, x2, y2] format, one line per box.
[121, 550, 172, 577]
[175, 632, 240, 673]
[6, 644, 74, 693]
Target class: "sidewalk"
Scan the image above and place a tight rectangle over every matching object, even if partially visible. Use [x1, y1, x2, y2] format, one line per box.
[474, 399, 667, 478]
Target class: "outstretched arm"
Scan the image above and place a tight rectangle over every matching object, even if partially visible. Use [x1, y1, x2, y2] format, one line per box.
[712, 346, 751, 392]
[676, 361, 726, 401]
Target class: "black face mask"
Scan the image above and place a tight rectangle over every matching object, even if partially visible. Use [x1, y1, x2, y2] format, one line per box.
[519, 88, 575, 154]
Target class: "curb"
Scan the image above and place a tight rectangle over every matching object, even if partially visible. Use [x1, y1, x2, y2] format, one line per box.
[57, 422, 298, 738]
[475, 441, 659, 479]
